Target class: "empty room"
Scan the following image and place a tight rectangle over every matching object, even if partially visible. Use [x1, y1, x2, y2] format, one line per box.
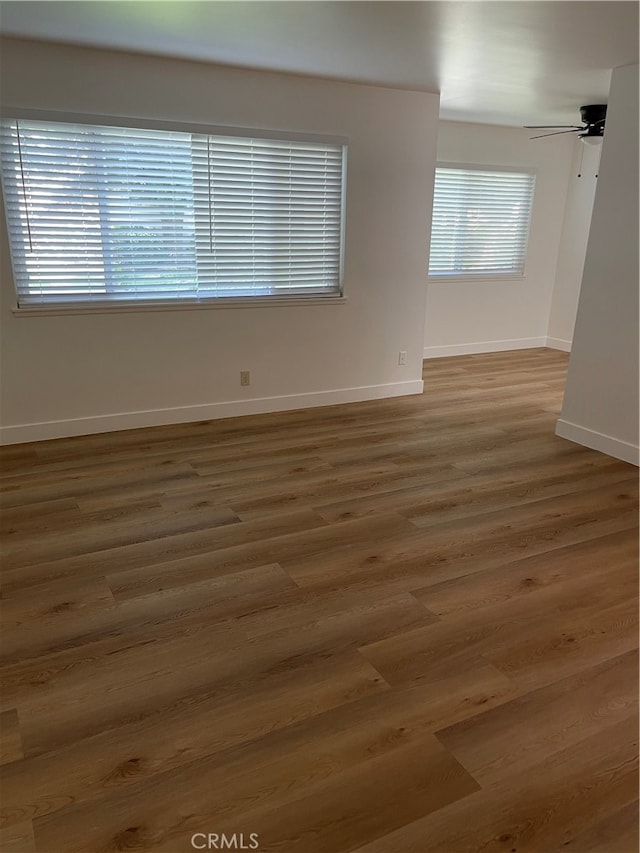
[0, 2, 638, 852]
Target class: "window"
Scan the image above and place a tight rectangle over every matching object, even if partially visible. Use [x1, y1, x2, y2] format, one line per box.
[0, 117, 346, 309]
[428, 165, 535, 279]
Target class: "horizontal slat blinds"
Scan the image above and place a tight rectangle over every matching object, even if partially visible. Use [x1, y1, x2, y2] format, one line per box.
[191, 134, 343, 298]
[428, 166, 535, 278]
[0, 119, 345, 307]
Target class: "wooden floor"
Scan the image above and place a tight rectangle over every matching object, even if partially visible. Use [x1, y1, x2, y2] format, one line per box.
[0, 349, 638, 853]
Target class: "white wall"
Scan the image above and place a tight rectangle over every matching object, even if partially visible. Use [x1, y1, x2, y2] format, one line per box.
[547, 140, 600, 350]
[557, 64, 639, 466]
[424, 121, 574, 358]
[0, 39, 439, 444]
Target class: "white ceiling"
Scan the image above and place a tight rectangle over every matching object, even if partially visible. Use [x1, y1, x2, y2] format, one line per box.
[0, 1, 637, 127]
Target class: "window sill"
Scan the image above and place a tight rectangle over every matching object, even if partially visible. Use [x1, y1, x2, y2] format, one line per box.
[11, 295, 348, 317]
[428, 274, 526, 284]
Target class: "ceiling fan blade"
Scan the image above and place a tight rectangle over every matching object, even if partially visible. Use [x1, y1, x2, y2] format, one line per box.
[530, 129, 582, 139]
[524, 124, 583, 129]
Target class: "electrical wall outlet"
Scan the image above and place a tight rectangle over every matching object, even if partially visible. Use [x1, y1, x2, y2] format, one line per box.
[398, 351, 408, 366]
[240, 370, 250, 386]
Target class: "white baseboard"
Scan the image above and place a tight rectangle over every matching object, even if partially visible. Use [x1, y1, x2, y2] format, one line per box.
[556, 418, 639, 466]
[546, 337, 572, 352]
[0, 380, 424, 446]
[423, 337, 547, 359]
[423, 336, 572, 359]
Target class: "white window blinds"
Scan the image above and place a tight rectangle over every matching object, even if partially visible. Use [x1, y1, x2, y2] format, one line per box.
[0, 119, 346, 307]
[429, 166, 535, 278]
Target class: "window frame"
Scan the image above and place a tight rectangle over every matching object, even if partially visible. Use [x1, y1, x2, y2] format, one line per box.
[1, 108, 349, 316]
[427, 161, 536, 284]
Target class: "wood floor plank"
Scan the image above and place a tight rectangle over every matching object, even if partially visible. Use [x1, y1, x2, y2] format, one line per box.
[29, 673, 494, 853]
[485, 597, 638, 691]
[23, 408, 431, 472]
[284, 482, 638, 593]
[435, 649, 639, 784]
[352, 715, 639, 853]
[316, 457, 632, 524]
[0, 503, 244, 570]
[0, 820, 36, 853]
[230, 459, 470, 521]
[0, 508, 331, 594]
[1, 576, 116, 633]
[0, 651, 388, 828]
[0, 498, 81, 535]
[0, 709, 23, 766]
[407, 465, 636, 525]
[0, 460, 200, 509]
[10, 654, 515, 842]
[9, 591, 433, 756]
[10, 618, 247, 754]
[411, 527, 638, 618]
[451, 433, 623, 475]
[1, 348, 636, 853]
[106, 512, 414, 602]
[359, 556, 637, 688]
[1, 563, 288, 662]
[177, 735, 478, 853]
[318, 422, 507, 465]
[552, 798, 639, 853]
[3, 500, 239, 550]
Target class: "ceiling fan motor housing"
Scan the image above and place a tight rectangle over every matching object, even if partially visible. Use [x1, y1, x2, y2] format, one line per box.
[579, 104, 607, 137]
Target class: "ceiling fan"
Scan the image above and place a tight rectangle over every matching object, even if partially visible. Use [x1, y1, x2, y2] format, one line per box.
[525, 104, 607, 145]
